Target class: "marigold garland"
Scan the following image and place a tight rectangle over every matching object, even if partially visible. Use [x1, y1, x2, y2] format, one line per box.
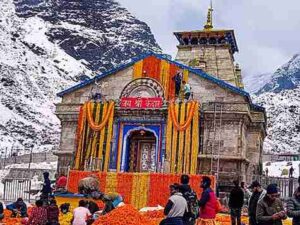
[171, 103, 179, 173]
[73, 101, 115, 171]
[191, 102, 199, 174]
[97, 103, 108, 170]
[170, 101, 197, 131]
[133, 60, 143, 79]
[178, 103, 186, 172]
[184, 103, 192, 173]
[87, 101, 115, 131]
[166, 101, 200, 174]
[103, 104, 114, 171]
[74, 104, 87, 169]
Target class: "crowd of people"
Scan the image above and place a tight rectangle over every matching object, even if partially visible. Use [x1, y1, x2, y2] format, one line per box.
[160, 175, 300, 225]
[2, 172, 300, 225]
[226, 179, 300, 225]
[160, 175, 221, 225]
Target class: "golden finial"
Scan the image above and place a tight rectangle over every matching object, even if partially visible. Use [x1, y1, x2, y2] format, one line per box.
[204, 0, 213, 30]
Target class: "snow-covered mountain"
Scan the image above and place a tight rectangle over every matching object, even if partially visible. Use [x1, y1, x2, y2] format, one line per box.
[0, 0, 161, 153]
[257, 54, 300, 95]
[248, 54, 300, 154]
[243, 72, 273, 94]
[253, 87, 300, 154]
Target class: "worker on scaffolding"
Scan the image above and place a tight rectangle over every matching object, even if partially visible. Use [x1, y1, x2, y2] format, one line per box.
[172, 70, 183, 97]
[182, 81, 191, 101]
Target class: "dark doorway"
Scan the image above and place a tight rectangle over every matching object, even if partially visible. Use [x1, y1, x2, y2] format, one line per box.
[126, 130, 156, 172]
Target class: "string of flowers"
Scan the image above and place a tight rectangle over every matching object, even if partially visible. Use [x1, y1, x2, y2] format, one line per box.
[87, 101, 115, 131]
[74, 104, 87, 169]
[169, 101, 197, 131]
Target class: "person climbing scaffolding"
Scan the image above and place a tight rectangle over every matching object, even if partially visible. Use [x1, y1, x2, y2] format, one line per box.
[172, 70, 183, 97]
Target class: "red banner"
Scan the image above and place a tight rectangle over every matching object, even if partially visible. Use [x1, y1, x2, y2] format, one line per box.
[120, 97, 163, 109]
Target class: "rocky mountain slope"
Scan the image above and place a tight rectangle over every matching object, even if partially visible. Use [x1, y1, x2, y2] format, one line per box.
[246, 55, 300, 154]
[0, 0, 161, 153]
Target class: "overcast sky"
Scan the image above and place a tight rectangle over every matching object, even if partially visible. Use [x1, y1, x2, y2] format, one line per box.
[118, 0, 300, 77]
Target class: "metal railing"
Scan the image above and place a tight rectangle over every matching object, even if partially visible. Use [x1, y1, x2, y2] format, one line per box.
[254, 176, 298, 199]
[2, 178, 31, 202]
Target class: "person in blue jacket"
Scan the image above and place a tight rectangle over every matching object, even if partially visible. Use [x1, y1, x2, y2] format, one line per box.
[6, 198, 28, 217]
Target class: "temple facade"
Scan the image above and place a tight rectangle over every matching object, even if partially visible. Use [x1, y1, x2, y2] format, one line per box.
[55, 5, 266, 187]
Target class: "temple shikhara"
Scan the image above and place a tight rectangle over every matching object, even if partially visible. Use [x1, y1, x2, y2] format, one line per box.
[55, 4, 266, 190]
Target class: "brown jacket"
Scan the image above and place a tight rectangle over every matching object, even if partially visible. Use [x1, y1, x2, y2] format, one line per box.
[256, 196, 286, 225]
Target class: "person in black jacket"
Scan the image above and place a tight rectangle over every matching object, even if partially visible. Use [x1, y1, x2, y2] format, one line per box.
[179, 175, 197, 225]
[247, 181, 266, 225]
[179, 174, 192, 193]
[228, 180, 244, 225]
[41, 171, 52, 204]
[172, 71, 182, 97]
[0, 201, 4, 221]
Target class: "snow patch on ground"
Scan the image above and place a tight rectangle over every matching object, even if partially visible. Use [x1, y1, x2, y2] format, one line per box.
[0, 161, 57, 200]
[5, 161, 57, 170]
[263, 161, 300, 178]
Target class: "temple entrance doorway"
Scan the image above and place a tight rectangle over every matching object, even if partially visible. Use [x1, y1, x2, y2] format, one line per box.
[126, 130, 156, 172]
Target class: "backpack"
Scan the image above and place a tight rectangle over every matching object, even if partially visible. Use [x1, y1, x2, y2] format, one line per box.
[183, 189, 199, 220]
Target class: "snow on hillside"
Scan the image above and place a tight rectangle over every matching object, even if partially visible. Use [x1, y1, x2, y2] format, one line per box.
[248, 53, 300, 154]
[253, 87, 300, 154]
[263, 161, 300, 178]
[257, 54, 300, 94]
[244, 72, 273, 94]
[0, 0, 161, 153]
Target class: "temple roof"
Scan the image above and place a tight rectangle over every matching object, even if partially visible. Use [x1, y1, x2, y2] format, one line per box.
[56, 51, 264, 112]
[173, 29, 239, 54]
[173, 2, 238, 54]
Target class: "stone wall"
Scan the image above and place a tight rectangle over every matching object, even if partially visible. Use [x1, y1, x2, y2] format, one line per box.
[189, 73, 245, 103]
[62, 67, 133, 104]
[0, 152, 57, 169]
[176, 46, 237, 86]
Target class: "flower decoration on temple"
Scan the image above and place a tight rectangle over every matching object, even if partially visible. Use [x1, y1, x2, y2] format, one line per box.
[87, 101, 115, 131]
[169, 101, 197, 131]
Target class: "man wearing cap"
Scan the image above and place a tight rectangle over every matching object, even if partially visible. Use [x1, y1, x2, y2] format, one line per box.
[256, 184, 286, 225]
[247, 181, 266, 225]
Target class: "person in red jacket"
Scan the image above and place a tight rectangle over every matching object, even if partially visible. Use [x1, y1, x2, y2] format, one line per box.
[55, 174, 67, 192]
[197, 176, 219, 225]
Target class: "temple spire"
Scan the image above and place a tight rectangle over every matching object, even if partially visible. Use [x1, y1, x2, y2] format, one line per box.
[204, 0, 213, 30]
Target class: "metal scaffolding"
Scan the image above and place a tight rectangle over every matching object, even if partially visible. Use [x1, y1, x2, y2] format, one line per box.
[209, 103, 223, 181]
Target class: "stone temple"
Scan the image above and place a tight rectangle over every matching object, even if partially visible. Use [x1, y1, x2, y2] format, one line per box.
[55, 5, 266, 188]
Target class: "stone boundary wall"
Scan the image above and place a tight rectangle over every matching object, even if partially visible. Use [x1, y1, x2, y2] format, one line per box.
[0, 152, 57, 168]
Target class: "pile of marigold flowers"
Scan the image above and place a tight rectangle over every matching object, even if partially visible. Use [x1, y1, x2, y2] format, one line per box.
[59, 212, 73, 225]
[1, 209, 23, 225]
[93, 205, 158, 225]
